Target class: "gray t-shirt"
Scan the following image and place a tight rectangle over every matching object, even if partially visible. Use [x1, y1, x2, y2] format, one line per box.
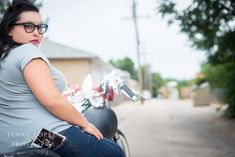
[0, 43, 71, 153]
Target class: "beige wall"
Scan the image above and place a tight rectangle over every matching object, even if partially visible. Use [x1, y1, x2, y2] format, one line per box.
[193, 84, 210, 106]
[49, 59, 91, 86]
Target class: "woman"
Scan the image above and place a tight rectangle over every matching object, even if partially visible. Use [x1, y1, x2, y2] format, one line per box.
[0, 0, 124, 157]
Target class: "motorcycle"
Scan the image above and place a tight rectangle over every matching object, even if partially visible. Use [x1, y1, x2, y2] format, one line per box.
[0, 70, 142, 157]
[64, 70, 142, 157]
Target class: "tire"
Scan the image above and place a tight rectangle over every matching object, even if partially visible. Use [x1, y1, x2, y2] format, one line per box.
[114, 130, 130, 157]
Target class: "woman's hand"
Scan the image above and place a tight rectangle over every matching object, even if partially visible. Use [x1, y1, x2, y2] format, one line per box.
[82, 122, 104, 140]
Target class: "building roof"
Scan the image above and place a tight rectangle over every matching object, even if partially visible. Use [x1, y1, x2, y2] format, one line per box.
[40, 38, 97, 59]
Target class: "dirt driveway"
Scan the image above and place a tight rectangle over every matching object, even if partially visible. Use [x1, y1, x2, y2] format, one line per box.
[113, 99, 235, 157]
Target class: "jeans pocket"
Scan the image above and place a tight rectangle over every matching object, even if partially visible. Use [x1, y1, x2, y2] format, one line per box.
[55, 140, 79, 157]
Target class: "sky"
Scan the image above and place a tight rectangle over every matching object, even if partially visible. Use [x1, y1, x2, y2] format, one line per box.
[40, 0, 206, 80]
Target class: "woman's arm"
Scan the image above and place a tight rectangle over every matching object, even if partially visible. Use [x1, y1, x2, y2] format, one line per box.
[23, 58, 103, 140]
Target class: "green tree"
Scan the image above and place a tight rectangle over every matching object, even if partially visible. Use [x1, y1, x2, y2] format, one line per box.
[0, 0, 42, 21]
[177, 80, 190, 89]
[201, 63, 228, 88]
[151, 72, 164, 97]
[157, 0, 235, 117]
[193, 76, 208, 87]
[109, 57, 137, 80]
[177, 79, 191, 99]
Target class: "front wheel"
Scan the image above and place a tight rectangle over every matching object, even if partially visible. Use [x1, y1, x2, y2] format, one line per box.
[113, 130, 130, 157]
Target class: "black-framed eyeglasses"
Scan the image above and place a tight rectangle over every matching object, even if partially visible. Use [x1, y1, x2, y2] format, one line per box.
[12, 22, 48, 34]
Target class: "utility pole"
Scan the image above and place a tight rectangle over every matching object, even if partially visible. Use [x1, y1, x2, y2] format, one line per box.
[132, 0, 144, 102]
[122, 0, 149, 103]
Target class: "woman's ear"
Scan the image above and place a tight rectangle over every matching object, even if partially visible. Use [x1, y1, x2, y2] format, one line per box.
[9, 31, 12, 37]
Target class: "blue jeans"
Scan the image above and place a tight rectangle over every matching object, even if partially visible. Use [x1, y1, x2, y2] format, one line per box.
[56, 126, 125, 157]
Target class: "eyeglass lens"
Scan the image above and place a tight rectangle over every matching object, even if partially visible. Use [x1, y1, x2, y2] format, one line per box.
[23, 23, 48, 34]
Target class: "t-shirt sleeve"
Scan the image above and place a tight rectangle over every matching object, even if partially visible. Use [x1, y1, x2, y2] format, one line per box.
[14, 43, 50, 71]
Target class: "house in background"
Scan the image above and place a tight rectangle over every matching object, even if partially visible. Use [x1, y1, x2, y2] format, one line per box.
[158, 81, 179, 99]
[40, 39, 114, 87]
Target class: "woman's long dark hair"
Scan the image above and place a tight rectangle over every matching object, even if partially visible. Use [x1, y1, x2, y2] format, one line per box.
[0, 0, 39, 63]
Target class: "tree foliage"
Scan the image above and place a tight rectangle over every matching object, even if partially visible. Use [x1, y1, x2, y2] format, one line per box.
[109, 57, 137, 80]
[157, 0, 235, 117]
[158, 0, 235, 64]
[109, 57, 157, 91]
[151, 72, 164, 97]
[177, 80, 191, 89]
[201, 63, 229, 88]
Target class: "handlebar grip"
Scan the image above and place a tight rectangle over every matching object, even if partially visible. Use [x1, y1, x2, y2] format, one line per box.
[118, 82, 139, 102]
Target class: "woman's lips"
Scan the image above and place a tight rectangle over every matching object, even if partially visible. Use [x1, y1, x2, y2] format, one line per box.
[30, 40, 40, 46]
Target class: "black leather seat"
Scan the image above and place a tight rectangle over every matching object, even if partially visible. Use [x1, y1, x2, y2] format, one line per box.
[0, 148, 61, 157]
